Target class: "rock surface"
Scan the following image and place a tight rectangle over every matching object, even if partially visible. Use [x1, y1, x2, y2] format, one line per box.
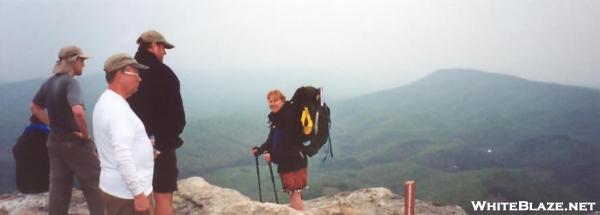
[0, 176, 466, 215]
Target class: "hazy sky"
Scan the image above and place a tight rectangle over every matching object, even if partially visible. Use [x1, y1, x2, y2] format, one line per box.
[1, 0, 599, 98]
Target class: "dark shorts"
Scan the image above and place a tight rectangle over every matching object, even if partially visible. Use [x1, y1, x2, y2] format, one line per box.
[279, 167, 308, 194]
[153, 149, 178, 193]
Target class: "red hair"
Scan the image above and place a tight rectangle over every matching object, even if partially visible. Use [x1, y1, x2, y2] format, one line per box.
[267, 89, 286, 101]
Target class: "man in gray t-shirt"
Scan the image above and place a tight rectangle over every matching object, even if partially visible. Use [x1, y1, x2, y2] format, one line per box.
[32, 73, 84, 134]
[30, 45, 104, 215]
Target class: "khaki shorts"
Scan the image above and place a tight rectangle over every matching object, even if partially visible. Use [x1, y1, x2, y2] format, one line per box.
[279, 167, 308, 193]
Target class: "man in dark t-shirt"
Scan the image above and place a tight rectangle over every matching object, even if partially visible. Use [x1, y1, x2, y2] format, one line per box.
[30, 45, 103, 215]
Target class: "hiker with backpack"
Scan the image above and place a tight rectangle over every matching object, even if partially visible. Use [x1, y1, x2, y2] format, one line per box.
[252, 89, 308, 211]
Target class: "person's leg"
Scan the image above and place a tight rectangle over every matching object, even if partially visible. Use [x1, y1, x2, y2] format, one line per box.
[47, 136, 74, 215]
[280, 167, 307, 211]
[146, 194, 155, 215]
[68, 139, 104, 215]
[153, 192, 173, 215]
[289, 191, 304, 211]
[152, 149, 178, 215]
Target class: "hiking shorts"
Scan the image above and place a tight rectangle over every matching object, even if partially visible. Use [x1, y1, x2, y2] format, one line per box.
[279, 167, 308, 194]
[153, 149, 178, 193]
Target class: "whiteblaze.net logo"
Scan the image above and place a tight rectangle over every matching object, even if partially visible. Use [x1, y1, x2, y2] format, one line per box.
[471, 201, 596, 212]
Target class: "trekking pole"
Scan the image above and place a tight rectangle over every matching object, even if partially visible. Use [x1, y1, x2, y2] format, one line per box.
[254, 154, 263, 202]
[267, 161, 280, 204]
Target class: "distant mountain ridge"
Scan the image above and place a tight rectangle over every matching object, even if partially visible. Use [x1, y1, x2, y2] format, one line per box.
[334, 69, 600, 170]
[337, 69, 600, 144]
[1, 69, 599, 213]
[325, 69, 600, 211]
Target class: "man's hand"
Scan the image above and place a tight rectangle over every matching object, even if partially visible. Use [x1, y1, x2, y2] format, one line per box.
[150, 136, 160, 159]
[73, 131, 91, 142]
[153, 149, 161, 159]
[133, 193, 150, 212]
[30, 102, 49, 125]
[71, 105, 90, 141]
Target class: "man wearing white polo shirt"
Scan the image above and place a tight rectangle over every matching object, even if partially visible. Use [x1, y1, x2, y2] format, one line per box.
[93, 53, 154, 214]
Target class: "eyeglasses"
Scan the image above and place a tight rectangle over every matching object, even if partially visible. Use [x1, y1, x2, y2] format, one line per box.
[122, 71, 140, 78]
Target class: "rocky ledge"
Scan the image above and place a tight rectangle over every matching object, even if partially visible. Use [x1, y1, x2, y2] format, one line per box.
[0, 177, 465, 215]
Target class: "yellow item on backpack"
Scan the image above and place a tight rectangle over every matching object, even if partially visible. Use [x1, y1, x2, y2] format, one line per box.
[301, 107, 313, 135]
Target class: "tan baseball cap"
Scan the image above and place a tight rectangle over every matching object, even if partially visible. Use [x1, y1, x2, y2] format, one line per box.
[136, 30, 174, 49]
[57, 45, 90, 63]
[104, 53, 149, 73]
